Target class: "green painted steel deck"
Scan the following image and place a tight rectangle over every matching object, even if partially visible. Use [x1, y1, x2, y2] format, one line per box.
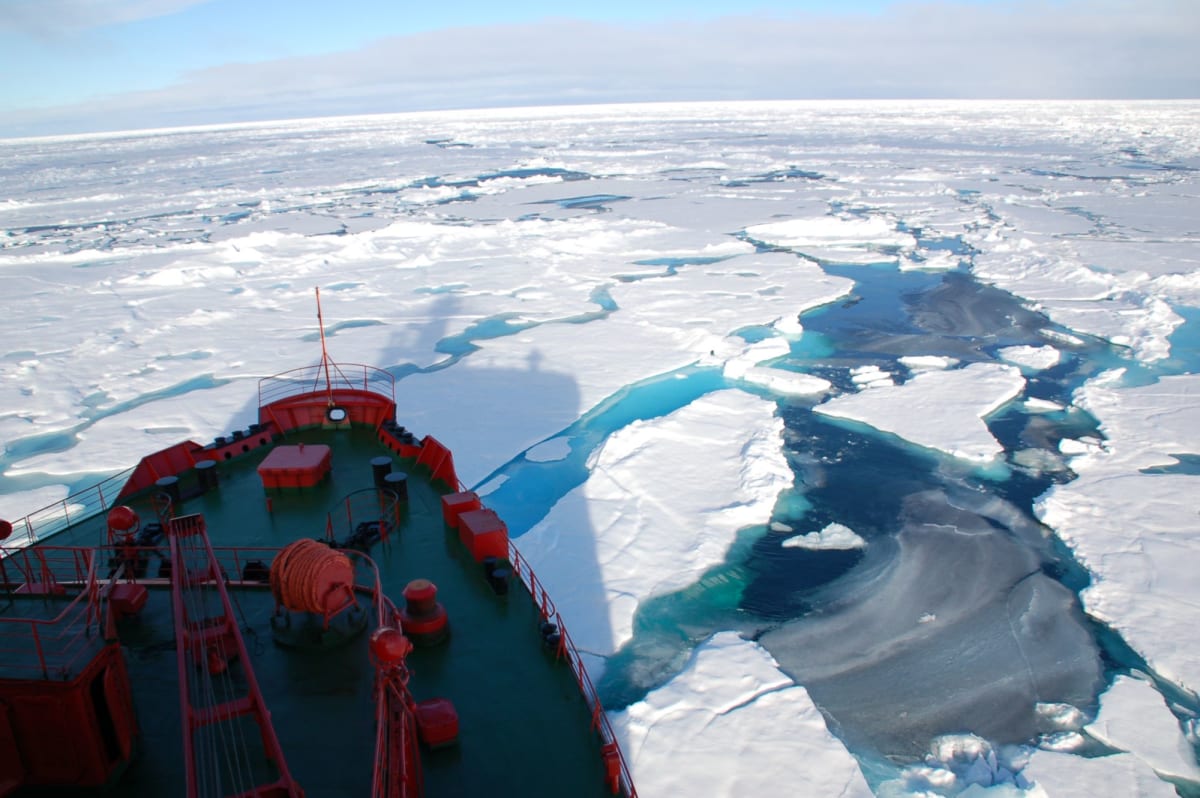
[3, 425, 612, 797]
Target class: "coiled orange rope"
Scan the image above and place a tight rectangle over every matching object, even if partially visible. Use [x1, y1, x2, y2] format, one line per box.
[270, 539, 354, 614]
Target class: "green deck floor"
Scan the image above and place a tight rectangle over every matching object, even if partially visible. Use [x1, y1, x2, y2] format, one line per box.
[3, 426, 613, 798]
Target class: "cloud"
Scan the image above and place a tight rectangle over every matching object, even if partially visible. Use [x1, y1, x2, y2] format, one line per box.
[5, 0, 1198, 136]
[0, 0, 211, 36]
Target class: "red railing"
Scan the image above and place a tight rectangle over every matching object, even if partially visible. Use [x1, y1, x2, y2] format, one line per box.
[507, 543, 638, 798]
[0, 546, 103, 680]
[2, 468, 135, 550]
[259, 362, 395, 408]
[417, 447, 638, 796]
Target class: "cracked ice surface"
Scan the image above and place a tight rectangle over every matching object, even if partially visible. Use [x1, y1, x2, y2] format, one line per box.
[516, 390, 791, 668]
[1038, 373, 1200, 699]
[814, 362, 1026, 463]
[4, 101, 1200, 796]
[610, 631, 873, 798]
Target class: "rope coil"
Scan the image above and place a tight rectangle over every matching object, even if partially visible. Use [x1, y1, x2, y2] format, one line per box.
[270, 539, 354, 615]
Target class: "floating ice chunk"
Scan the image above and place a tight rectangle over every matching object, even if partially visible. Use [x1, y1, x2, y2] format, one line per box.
[850, 364, 894, 388]
[723, 337, 832, 396]
[879, 734, 1032, 795]
[1035, 702, 1087, 733]
[998, 345, 1062, 372]
[781, 522, 865, 550]
[525, 437, 571, 463]
[1058, 437, 1102, 457]
[740, 367, 832, 397]
[518, 390, 791, 667]
[816, 363, 1025, 463]
[1024, 397, 1064, 414]
[473, 474, 507, 497]
[1085, 675, 1200, 784]
[1038, 731, 1086, 753]
[609, 631, 872, 798]
[722, 337, 791, 380]
[900, 355, 959, 372]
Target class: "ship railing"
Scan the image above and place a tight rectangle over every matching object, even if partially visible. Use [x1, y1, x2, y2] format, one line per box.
[258, 362, 396, 407]
[0, 546, 103, 680]
[507, 542, 639, 798]
[1, 466, 135, 551]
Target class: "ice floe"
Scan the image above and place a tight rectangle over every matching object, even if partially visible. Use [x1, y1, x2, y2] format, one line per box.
[1084, 674, 1200, 784]
[815, 362, 1025, 463]
[517, 390, 791, 667]
[610, 631, 873, 798]
[781, 522, 866, 550]
[1037, 373, 1200, 698]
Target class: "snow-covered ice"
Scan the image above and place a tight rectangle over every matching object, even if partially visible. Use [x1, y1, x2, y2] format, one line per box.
[780, 522, 866, 550]
[1084, 674, 1200, 784]
[516, 389, 791, 666]
[815, 362, 1026, 463]
[998, 344, 1062, 372]
[610, 631, 873, 798]
[4, 100, 1200, 797]
[1038, 373, 1200, 698]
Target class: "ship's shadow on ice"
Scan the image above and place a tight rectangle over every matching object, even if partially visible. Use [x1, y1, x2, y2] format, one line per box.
[378, 296, 616, 676]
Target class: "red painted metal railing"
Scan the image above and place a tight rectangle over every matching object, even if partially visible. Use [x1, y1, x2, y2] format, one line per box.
[438, 449, 639, 797]
[2, 468, 134, 551]
[259, 362, 395, 408]
[507, 544, 639, 797]
[0, 546, 103, 680]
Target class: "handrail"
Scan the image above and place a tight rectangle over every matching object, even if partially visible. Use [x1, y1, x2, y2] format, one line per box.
[2, 466, 135, 551]
[259, 362, 395, 407]
[0, 546, 102, 679]
[507, 542, 638, 798]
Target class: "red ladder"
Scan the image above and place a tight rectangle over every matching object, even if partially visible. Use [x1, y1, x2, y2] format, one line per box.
[168, 513, 302, 798]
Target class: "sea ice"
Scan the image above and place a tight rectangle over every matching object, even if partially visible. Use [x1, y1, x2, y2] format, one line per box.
[815, 362, 1025, 463]
[609, 631, 873, 798]
[1023, 750, 1177, 798]
[4, 101, 1200, 797]
[997, 345, 1061, 372]
[744, 215, 917, 264]
[1037, 373, 1200, 698]
[781, 522, 865, 550]
[899, 355, 958, 372]
[516, 390, 791, 668]
[1084, 674, 1200, 784]
[850, 365, 895, 389]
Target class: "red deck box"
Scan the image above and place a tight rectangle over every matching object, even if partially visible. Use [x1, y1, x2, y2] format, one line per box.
[457, 508, 508, 562]
[440, 491, 481, 528]
[257, 444, 331, 489]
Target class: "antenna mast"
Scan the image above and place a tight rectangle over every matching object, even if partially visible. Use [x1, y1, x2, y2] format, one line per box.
[315, 287, 335, 407]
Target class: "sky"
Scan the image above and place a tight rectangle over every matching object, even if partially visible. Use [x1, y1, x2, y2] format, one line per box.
[1, 0, 1198, 138]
